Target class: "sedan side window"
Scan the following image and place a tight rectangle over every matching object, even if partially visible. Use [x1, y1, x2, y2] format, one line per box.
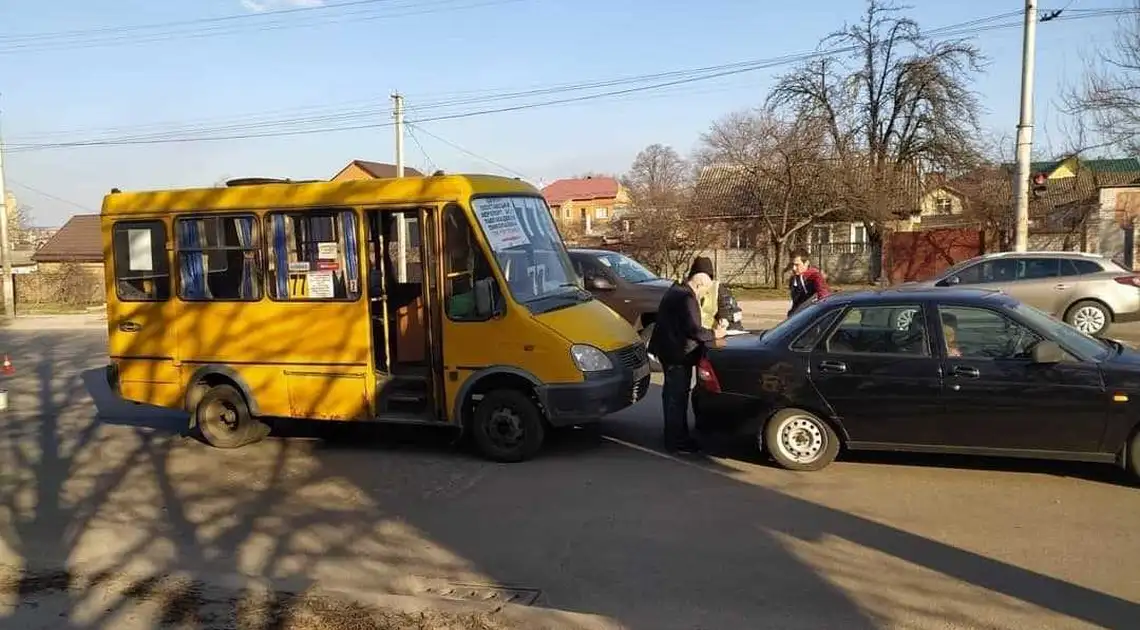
[790, 309, 842, 352]
[938, 306, 1043, 359]
[824, 305, 929, 356]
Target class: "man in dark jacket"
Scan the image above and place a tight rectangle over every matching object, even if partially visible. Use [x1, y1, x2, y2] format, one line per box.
[788, 249, 832, 316]
[648, 258, 726, 454]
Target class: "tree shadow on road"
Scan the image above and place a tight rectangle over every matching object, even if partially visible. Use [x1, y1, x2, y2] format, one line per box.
[0, 330, 1138, 629]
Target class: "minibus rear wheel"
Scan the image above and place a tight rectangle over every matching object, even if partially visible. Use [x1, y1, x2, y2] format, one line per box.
[471, 389, 546, 463]
[196, 384, 264, 449]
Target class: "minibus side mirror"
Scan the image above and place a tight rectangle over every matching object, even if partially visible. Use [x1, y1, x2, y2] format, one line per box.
[587, 276, 615, 291]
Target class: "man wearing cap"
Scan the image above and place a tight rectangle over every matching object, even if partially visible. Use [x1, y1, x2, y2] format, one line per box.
[648, 257, 727, 454]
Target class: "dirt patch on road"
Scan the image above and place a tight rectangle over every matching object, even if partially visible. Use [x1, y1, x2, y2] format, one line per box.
[1, 567, 518, 629]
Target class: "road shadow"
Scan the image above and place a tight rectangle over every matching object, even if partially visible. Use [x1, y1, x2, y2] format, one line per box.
[0, 329, 1136, 629]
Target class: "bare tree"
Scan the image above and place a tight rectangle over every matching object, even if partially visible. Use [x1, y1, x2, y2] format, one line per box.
[1064, 3, 1140, 154]
[696, 109, 842, 287]
[767, 0, 986, 260]
[4, 191, 33, 249]
[619, 144, 709, 279]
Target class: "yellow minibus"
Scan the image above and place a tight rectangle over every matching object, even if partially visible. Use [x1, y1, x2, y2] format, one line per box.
[102, 173, 650, 462]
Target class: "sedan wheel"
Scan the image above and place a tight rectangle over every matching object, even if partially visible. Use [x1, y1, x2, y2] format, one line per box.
[763, 408, 840, 472]
[1066, 300, 1110, 336]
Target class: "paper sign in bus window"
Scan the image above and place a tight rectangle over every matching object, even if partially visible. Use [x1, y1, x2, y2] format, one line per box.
[307, 271, 334, 298]
[317, 242, 339, 260]
[127, 229, 153, 272]
[473, 198, 530, 250]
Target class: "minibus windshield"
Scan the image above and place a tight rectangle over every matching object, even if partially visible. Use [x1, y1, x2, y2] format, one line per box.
[470, 195, 587, 312]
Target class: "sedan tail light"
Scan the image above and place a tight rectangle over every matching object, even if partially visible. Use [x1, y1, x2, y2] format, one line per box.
[696, 357, 721, 393]
[1114, 275, 1140, 288]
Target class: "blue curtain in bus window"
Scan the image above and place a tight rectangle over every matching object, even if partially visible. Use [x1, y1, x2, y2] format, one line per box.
[272, 214, 288, 298]
[341, 212, 359, 296]
[235, 217, 254, 299]
[178, 220, 207, 299]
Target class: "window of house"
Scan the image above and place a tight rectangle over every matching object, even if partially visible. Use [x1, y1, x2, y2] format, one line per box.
[824, 305, 929, 355]
[812, 227, 830, 245]
[596, 207, 609, 219]
[176, 215, 261, 301]
[852, 224, 867, 243]
[936, 196, 953, 214]
[727, 228, 750, 249]
[113, 220, 171, 302]
[266, 209, 361, 300]
[443, 203, 496, 321]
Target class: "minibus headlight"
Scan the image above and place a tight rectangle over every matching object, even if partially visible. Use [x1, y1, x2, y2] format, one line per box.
[570, 344, 613, 372]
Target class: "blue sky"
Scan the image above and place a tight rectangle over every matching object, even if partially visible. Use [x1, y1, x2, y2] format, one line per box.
[0, 0, 1128, 227]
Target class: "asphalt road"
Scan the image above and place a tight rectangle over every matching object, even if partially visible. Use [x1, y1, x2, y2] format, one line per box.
[0, 322, 1138, 629]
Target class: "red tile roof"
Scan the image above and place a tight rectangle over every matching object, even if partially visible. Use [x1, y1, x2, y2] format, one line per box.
[32, 214, 102, 263]
[542, 176, 620, 205]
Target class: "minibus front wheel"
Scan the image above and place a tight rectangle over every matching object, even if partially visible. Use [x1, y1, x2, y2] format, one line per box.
[196, 384, 269, 449]
[471, 389, 546, 463]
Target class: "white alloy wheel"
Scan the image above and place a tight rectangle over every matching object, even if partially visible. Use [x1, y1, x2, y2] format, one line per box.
[1071, 304, 1107, 335]
[894, 308, 916, 331]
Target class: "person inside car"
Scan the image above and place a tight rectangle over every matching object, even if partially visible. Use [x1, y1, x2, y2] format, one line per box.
[941, 312, 963, 357]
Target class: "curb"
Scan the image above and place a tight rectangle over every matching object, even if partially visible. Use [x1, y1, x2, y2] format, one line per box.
[1, 561, 627, 630]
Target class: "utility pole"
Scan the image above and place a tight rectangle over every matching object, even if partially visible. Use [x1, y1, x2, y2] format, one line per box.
[0, 109, 15, 321]
[392, 92, 408, 282]
[1013, 0, 1038, 252]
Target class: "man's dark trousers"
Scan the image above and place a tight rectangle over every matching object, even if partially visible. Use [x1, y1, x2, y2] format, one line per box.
[662, 363, 695, 451]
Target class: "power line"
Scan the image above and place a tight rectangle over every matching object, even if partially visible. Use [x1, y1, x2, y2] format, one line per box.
[408, 123, 529, 179]
[7, 179, 95, 212]
[0, 0, 528, 55]
[5, 8, 1089, 145]
[405, 125, 437, 173]
[5, 8, 1132, 153]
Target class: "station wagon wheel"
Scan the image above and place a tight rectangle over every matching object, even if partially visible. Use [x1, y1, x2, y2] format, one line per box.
[471, 389, 546, 463]
[894, 308, 918, 331]
[196, 384, 264, 449]
[1065, 300, 1111, 336]
[763, 408, 840, 472]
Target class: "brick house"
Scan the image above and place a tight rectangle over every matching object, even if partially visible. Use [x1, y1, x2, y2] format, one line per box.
[331, 160, 424, 181]
[920, 156, 1140, 261]
[541, 176, 630, 235]
[25, 213, 106, 306]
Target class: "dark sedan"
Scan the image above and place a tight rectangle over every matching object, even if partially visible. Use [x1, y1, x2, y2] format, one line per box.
[691, 287, 1140, 478]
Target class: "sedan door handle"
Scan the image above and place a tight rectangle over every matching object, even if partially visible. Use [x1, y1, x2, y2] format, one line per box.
[118, 321, 141, 333]
[818, 360, 847, 374]
[1054, 283, 1069, 290]
[951, 365, 980, 378]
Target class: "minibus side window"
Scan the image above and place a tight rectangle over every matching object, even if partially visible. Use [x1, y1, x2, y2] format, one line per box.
[112, 220, 170, 302]
[443, 204, 495, 321]
[176, 215, 261, 301]
[266, 210, 361, 301]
